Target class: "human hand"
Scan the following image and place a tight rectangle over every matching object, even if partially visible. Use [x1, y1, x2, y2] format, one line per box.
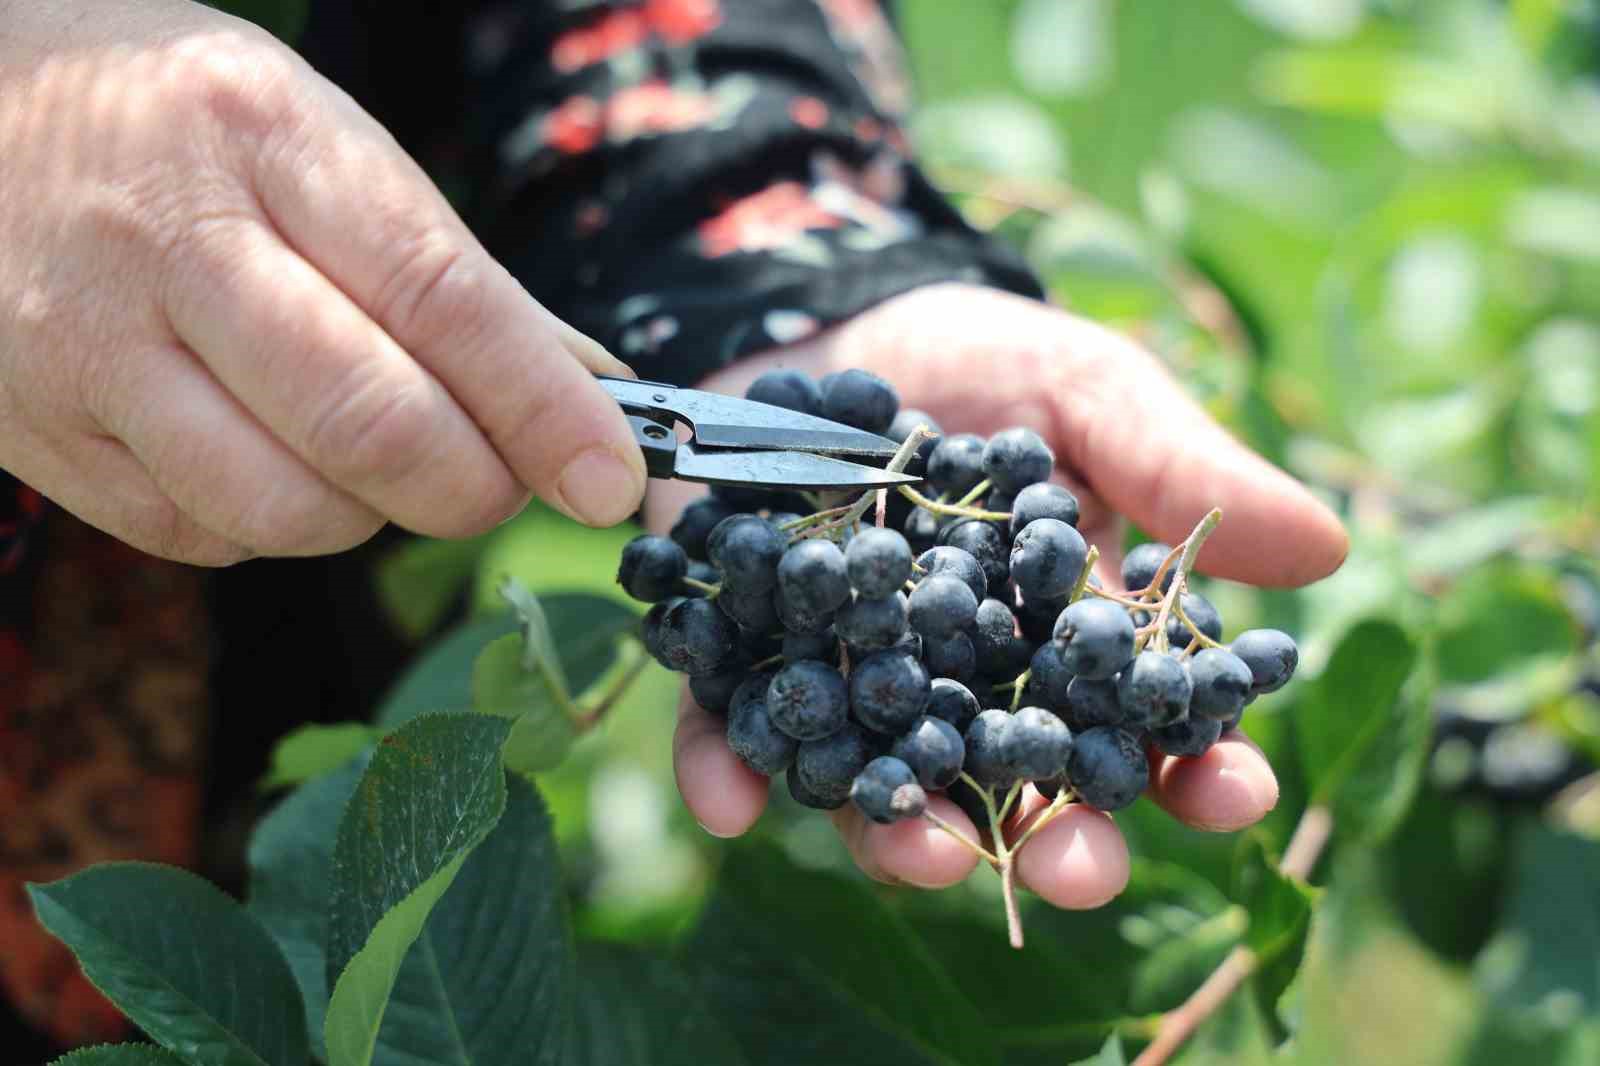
[647, 282, 1347, 907]
[0, 0, 646, 565]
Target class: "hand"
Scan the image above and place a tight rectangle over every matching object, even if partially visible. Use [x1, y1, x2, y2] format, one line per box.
[0, 0, 646, 566]
[647, 282, 1348, 908]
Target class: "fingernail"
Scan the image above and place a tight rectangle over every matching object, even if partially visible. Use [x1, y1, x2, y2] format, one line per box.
[697, 819, 739, 840]
[557, 447, 645, 526]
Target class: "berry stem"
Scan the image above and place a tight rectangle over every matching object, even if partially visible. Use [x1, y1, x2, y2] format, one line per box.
[897, 485, 1011, 522]
[1130, 804, 1332, 1066]
[1136, 543, 1187, 602]
[681, 577, 721, 596]
[954, 478, 993, 508]
[1173, 600, 1226, 650]
[750, 653, 784, 671]
[1084, 586, 1153, 611]
[1001, 858, 1024, 950]
[1010, 670, 1031, 712]
[572, 640, 652, 731]
[1068, 545, 1100, 603]
[802, 427, 933, 541]
[780, 505, 852, 533]
[1008, 789, 1075, 854]
[1142, 509, 1222, 654]
[922, 809, 999, 865]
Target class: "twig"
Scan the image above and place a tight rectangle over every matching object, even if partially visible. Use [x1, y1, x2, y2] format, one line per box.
[573, 642, 652, 731]
[898, 485, 1011, 522]
[1069, 545, 1100, 603]
[682, 577, 721, 596]
[1143, 510, 1221, 653]
[955, 478, 993, 508]
[1130, 804, 1332, 1066]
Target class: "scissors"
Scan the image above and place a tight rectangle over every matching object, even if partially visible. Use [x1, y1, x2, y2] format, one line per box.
[599, 376, 922, 491]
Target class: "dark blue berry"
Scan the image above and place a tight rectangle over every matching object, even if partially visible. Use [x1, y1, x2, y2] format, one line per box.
[821, 368, 899, 434]
[1166, 594, 1223, 650]
[1188, 648, 1254, 721]
[892, 715, 966, 789]
[908, 573, 980, 639]
[835, 592, 908, 651]
[783, 628, 838, 664]
[745, 368, 823, 416]
[1001, 706, 1074, 781]
[1062, 677, 1123, 732]
[964, 708, 1017, 789]
[982, 428, 1054, 492]
[851, 756, 927, 823]
[683, 559, 720, 595]
[924, 631, 977, 682]
[938, 520, 1008, 588]
[1053, 599, 1136, 679]
[915, 546, 987, 603]
[775, 592, 833, 635]
[1228, 629, 1299, 694]
[617, 534, 688, 602]
[786, 761, 842, 809]
[707, 514, 785, 593]
[688, 668, 746, 716]
[1009, 518, 1087, 601]
[926, 434, 987, 497]
[641, 597, 683, 668]
[717, 584, 779, 633]
[903, 506, 940, 554]
[670, 496, 737, 561]
[971, 597, 1020, 676]
[845, 528, 914, 599]
[767, 660, 849, 741]
[849, 648, 931, 734]
[726, 697, 798, 775]
[925, 678, 981, 734]
[1121, 542, 1175, 594]
[658, 597, 739, 676]
[1152, 716, 1222, 758]
[1066, 726, 1149, 811]
[796, 722, 877, 807]
[1024, 642, 1075, 710]
[1116, 651, 1193, 728]
[1009, 483, 1080, 537]
[777, 539, 852, 617]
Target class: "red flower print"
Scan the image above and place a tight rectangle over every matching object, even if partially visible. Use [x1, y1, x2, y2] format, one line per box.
[543, 96, 603, 154]
[607, 80, 719, 140]
[789, 96, 829, 130]
[645, 0, 723, 43]
[550, 10, 649, 74]
[698, 182, 843, 257]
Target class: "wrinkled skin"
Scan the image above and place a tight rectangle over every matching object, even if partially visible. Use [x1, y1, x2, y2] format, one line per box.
[0, 0, 646, 566]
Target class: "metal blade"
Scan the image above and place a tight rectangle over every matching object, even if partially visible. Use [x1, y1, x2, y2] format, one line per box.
[673, 442, 922, 490]
[599, 377, 901, 457]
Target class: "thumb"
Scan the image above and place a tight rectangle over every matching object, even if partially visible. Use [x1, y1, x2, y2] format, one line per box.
[1053, 322, 1347, 587]
[248, 65, 646, 527]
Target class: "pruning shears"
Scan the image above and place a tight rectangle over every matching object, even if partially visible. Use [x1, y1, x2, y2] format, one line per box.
[599, 376, 921, 491]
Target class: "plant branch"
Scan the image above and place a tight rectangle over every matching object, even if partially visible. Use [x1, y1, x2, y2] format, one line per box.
[1130, 803, 1332, 1066]
[573, 641, 652, 731]
[899, 484, 1011, 522]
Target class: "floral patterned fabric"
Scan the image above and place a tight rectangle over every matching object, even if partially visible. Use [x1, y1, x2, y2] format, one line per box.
[0, 0, 1041, 1049]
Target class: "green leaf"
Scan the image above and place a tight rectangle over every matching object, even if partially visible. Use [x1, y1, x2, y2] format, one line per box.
[1435, 564, 1580, 685]
[260, 722, 379, 791]
[323, 713, 513, 1066]
[500, 578, 571, 703]
[1295, 618, 1423, 841]
[375, 534, 495, 640]
[1476, 822, 1600, 1025]
[573, 944, 747, 1066]
[375, 595, 636, 731]
[372, 773, 573, 1065]
[1068, 1035, 1127, 1066]
[28, 864, 307, 1066]
[50, 1046, 192, 1066]
[474, 590, 641, 773]
[248, 757, 366, 1060]
[375, 613, 520, 729]
[1233, 832, 1314, 1018]
[683, 842, 996, 1066]
[473, 634, 576, 772]
[472, 501, 642, 613]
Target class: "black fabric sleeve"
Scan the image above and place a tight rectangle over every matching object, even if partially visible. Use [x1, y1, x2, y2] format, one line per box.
[459, 0, 1044, 386]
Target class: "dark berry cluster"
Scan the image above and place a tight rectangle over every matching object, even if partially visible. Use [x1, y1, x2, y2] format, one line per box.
[619, 367, 1300, 836]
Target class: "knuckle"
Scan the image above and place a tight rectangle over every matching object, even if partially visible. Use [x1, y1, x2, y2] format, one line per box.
[161, 31, 306, 149]
[140, 499, 254, 567]
[238, 495, 384, 557]
[302, 371, 440, 490]
[371, 236, 489, 351]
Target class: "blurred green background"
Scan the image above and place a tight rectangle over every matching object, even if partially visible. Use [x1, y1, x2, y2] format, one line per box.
[360, 1, 1600, 1062]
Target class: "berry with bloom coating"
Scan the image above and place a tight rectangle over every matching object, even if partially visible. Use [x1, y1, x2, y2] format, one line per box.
[908, 573, 980, 639]
[778, 539, 852, 616]
[1002, 706, 1075, 781]
[766, 660, 849, 740]
[1121, 541, 1175, 594]
[795, 722, 878, 807]
[1009, 518, 1087, 601]
[617, 534, 688, 602]
[822, 368, 899, 434]
[926, 433, 987, 497]
[1152, 716, 1223, 758]
[925, 678, 982, 733]
[845, 528, 913, 599]
[851, 756, 928, 823]
[1053, 599, 1136, 680]
[1229, 629, 1300, 694]
[746, 368, 823, 415]
[658, 597, 739, 676]
[923, 631, 977, 682]
[1066, 726, 1149, 811]
[835, 592, 909, 651]
[1009, 483, 1080, 537]
[964, 708, 1017, 789]
[670, 496, 737, 560]
[1116, 651, 1193, 728]
[726, 697, 798, 775]
[708, 514, 785, 592]
[850, 648, 931, 734]
[982, 427, 1054, 492]
[916, 546, 987, 603]
[1188, 648, 1254, 720]
[892, 715, 966, 789]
